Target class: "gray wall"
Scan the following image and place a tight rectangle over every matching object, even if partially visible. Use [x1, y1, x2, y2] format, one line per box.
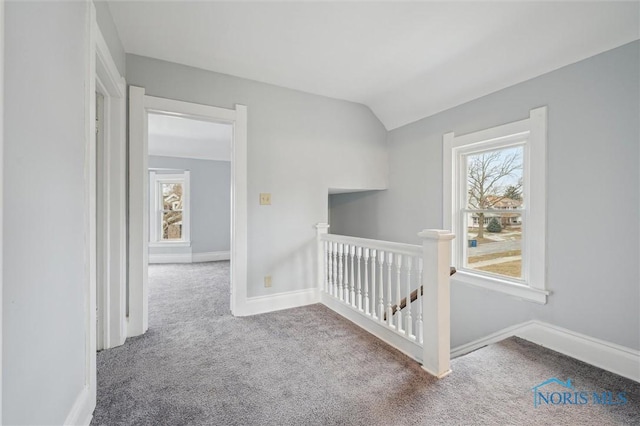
[149, 156, 231, 254]
[94, 0, 126, 77]
[4, 2, 89, 424]
[127, 54, 388, 297]
[330, 41, 640, 350]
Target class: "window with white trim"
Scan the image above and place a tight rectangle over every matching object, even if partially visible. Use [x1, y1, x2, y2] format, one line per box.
[443, 107, 547, 303]
[149, 171, 191, 247]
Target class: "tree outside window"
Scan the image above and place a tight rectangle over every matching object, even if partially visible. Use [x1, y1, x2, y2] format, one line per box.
[464, 146, 524, 279]
[149, 171, 191, 246]
[161, 183, 184, 240]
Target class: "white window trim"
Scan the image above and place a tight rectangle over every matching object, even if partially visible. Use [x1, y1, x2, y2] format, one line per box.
[443, 106, 548, 304]
[149, 171, 191, 247]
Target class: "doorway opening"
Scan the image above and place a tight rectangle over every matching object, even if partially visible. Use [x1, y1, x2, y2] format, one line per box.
[128, 90, 248, 337]
[146, 113, 232, 288]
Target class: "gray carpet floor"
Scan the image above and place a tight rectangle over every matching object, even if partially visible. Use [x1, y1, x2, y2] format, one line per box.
[93, 261, 640, 425]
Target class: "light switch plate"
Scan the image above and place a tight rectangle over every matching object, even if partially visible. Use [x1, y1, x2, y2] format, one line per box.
[264, 276, 272, 288]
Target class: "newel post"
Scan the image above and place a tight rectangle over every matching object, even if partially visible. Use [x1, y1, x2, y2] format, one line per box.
[418, 229, 455, 378]
[315, 223, 330, 292]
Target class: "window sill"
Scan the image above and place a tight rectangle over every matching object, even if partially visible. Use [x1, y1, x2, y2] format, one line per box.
[452, 270, 548, 304]
[149, 241, 191, 248]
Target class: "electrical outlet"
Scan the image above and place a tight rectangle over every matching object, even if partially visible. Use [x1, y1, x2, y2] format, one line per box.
[264, 276, 272, 288]
[259, 193, 271, 205]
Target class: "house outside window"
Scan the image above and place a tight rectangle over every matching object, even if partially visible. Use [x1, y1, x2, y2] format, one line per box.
[443, 107, 547, 303]
[149, 171, 191, 247]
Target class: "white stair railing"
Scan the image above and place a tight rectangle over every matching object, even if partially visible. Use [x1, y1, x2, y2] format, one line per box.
[316, 223, 454, 378]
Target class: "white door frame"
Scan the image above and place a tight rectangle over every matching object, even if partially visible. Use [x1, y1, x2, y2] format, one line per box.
[71, 5, 127, 423]
[94, 24, 127, 350]
[0, 0, 5, 420]
[96, 91, 105, 351]
[128, 89, 247, 336]
[81, 3, 98, 420]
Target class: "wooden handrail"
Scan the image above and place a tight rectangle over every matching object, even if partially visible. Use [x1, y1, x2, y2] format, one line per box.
[383, 267, 456, 321]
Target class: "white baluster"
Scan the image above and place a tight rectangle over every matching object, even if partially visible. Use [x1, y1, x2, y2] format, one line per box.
[417, 257, 424, 345]
[405, 256, 413, 338]
[350, 245, 356, 307]
[342, 244, 349, 303]
[378, 251, 385, 323]
[363, 248, 370, 316]
[345, 245, 350, 303]
[356, 246, 362, 311]
[324, 241, 330, 294]
[386, 252, 393, 327]
[395, 254, 403, 332]
[338, 243, 344, 302]
[344, 245, 350, 303]
[327, 242, 332, 297]
[333, 243, 339, 297]
[370, 249, 376, 318]
[326, 241, 332, 295]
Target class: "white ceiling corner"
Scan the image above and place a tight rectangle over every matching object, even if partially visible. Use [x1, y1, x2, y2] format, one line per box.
[108, 1, 640, 130]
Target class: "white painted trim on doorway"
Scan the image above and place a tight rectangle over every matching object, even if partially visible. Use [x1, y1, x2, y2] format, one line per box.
[94, 17, 122, 95]
[94, 9, 127, 350]
[192, 251, 231, 262]
[128, 91, 248, 331]
[96, 89, 105, 352]
[0, 0, 4, 420]
[128, 86, 149, 337]
[83, 2, 97, 423]
[63, 385, 93, 426]
[145, 95, 237, 122]
[76, 6, 128, 423]
[230, 105, 248, 316]
[450, 320, 640, 383]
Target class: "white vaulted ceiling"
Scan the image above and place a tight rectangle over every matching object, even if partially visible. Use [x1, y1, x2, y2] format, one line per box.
[108, 1, 639, 129]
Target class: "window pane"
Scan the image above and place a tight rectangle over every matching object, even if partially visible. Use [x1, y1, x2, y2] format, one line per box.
[162, 211, 182, 240]
[466, 146, 524, 209]
[162, 183, 183, 211]
[465, 213, 522, 279]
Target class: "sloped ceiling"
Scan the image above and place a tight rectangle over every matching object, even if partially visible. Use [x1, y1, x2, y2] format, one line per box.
[108, 1, 639, 130]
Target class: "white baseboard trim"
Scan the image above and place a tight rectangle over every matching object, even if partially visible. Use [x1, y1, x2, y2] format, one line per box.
[451, 320, 640, 383]
[192, 250, 230, 262]
[236, 288, 319, 316]
[148, 252, 192, 264]
[516, 320, 640, 383]
[450, 321, 534, 359]
[149, 251, 230, 264]
[64, 385, 93, 426]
